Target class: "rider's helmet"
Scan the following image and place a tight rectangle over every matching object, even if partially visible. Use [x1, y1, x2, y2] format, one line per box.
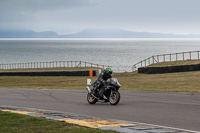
[105, 68, 113, 75]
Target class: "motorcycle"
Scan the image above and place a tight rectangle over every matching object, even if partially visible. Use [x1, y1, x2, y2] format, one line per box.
[86, 78, 121, 105]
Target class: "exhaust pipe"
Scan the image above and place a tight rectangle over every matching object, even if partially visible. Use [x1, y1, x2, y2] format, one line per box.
[91, 94, 98, 99]
[86, 86, 98, 99]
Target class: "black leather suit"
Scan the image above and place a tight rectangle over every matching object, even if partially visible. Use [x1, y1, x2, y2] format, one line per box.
[93, 70, 112, 96]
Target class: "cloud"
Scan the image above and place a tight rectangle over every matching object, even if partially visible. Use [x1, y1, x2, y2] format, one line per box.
[1, 0, 200, 34]
[0, 0, 101, 31]
[0, 0, 98, 16]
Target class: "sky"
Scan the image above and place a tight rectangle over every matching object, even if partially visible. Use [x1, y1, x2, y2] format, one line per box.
[0, 0, 200, 35]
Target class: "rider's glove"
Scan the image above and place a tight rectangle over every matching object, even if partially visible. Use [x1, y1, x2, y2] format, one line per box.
[102, 80, 106, 85]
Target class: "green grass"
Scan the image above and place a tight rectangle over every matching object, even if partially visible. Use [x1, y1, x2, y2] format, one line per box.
[147, 60, 200, 67]
[115, 71, 200, 93]
[0, 62, 200, 93]
[0, 71, 200, 93]
[0, 111, 118, 133]
[0, 76, 91, 89]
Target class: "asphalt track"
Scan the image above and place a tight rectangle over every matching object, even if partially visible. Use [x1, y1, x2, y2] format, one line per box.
[0, 88, 199, 132]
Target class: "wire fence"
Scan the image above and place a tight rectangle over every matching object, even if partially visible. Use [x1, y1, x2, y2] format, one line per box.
[2, 51, 198, 73]
[0, 61, 111, 70]
[132, 51, 200, 71]
[111, 66, 132, 73]
[0, 61, 132, 73]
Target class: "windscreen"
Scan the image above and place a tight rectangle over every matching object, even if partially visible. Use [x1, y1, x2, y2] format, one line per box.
[110, 78, 121, 87]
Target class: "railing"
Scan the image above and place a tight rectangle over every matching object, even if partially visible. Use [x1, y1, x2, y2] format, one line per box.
[0, 61, 111, 70]
[4, 51, 198, 72]
[132, 51, 200, 71]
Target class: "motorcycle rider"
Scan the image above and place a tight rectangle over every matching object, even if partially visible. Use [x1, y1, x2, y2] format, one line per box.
[91, 68, 113, 97]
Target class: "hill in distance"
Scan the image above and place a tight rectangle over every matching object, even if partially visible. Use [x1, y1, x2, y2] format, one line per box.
[1, 29, 200, 38]
[0, 29, 59, 38]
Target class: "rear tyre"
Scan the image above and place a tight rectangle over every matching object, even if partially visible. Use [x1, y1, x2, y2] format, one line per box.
[109, 91, 120, 105]
[87, 93, 97, 104]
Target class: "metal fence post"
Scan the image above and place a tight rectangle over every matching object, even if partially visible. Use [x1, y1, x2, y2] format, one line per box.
[152, 56, 154, 64]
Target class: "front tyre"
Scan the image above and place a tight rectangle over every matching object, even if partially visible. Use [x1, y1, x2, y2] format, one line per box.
[87, 93, 97, 104]
[109, 91, 120, 105]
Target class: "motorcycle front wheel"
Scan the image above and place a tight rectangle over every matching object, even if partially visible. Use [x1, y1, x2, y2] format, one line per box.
[109, 91, 120, 105]
[87, 93, 97, 104]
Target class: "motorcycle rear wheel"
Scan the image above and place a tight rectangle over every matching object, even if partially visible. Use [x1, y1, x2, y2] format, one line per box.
[109, 91, 120, 105]
[87, 93, 97, 104]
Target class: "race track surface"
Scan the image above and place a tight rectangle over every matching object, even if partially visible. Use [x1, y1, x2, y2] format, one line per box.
[0, 88, 199, 131]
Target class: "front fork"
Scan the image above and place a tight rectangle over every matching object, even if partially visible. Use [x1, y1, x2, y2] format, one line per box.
[111, 90, 113, 96]
[110, 88, 117, 98]
[86, 86, 91, 93]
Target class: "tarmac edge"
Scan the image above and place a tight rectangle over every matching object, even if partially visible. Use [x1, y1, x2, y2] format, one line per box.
[0, 105, 199, 133]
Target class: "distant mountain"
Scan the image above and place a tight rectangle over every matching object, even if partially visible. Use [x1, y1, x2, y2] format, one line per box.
[62, 29, 200, 38]
[0, 29, 59, 38]
[1, 29, 200, 38]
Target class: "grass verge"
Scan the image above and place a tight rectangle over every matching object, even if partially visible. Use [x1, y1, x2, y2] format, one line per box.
[0, 71, 200, 93]
[0, 111, 118, 133]
[115, 71, 200, 93]
[0, 62, 200, 93]
[147, 60, 200, 67]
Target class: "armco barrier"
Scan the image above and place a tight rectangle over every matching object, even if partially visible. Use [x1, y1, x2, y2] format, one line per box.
[138, 64, 200, 74]
[0, 70, 100, 76]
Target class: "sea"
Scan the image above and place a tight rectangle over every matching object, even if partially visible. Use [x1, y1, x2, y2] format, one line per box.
[1, 38, 200, 72]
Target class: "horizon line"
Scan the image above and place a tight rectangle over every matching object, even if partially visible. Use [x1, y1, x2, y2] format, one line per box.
[1, 38, 200, 40]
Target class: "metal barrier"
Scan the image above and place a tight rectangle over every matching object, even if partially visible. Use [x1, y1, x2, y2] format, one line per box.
[0, 70, 100, 76]
[132, 51, 200, 71]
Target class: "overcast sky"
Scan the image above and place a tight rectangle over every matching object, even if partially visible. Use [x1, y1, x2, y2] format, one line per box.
[0, 0, 200, 35]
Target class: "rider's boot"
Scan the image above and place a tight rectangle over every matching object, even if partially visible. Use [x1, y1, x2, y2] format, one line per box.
[103, 95, 107, 100]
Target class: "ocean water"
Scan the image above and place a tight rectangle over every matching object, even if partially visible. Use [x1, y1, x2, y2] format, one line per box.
[0, 38, 200, 72]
